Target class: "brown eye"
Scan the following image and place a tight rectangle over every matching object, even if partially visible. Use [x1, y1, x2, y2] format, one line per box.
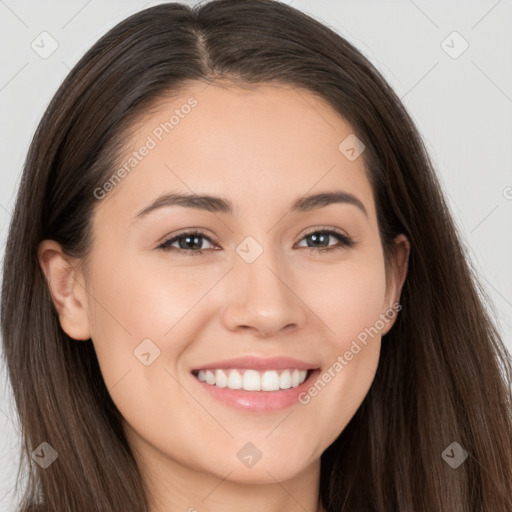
[158, 230, 217, 255]
[296, 229, 354, 253]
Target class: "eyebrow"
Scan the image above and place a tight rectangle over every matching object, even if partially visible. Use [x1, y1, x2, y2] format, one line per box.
[134, 190, 368, 220]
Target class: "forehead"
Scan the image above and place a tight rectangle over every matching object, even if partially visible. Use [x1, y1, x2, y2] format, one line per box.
[95, 81, 376, 222]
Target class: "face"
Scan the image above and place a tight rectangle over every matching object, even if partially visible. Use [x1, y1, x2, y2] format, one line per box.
[42, 81, 408, 487]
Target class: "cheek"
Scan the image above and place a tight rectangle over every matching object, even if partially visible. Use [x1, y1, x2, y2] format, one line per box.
[83, 250, 227, 427]
[83, 255, 208, 459]
[85, 252, 208, 347]
[306, 251, 388, 348]
[83, 254, 180, 390]
[295, 254, 387, 445]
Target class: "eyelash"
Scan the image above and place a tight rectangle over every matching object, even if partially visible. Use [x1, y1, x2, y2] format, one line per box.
[157, 227, 355, 256]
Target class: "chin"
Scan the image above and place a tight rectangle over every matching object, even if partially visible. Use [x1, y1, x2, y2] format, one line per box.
[202, 446, 319, 485]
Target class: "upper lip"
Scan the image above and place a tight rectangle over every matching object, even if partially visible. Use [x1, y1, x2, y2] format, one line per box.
[191, 356, 319, 372]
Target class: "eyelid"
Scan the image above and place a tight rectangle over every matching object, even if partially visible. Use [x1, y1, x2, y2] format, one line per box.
[299, 225, 351, 241]
[157, 228, 220, 249]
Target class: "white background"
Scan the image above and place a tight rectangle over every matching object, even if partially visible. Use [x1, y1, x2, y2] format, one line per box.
[1, 0, 511, 508]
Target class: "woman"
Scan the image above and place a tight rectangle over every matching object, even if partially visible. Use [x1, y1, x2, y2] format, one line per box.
[2, 1, 511, 511]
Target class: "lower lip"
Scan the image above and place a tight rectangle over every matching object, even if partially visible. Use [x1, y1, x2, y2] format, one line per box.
[192, 370, 320, 412]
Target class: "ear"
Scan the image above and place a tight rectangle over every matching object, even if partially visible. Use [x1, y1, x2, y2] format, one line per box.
[380, 233, 410, 336]
[37, 240, 91, 341]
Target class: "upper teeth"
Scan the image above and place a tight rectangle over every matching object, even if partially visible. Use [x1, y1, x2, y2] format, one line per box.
[196, 369, 308, 391]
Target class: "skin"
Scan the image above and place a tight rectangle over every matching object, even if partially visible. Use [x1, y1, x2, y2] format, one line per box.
[39, 81, 409, 512]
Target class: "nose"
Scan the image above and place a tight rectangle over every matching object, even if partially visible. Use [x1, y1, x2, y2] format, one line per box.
[220, 246, 307, 338]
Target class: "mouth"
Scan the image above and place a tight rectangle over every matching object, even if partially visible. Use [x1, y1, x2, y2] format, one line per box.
[190, 356, 320, 412]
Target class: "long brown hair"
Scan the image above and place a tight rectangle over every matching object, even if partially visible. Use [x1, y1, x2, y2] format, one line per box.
[2, 1, 511, 510]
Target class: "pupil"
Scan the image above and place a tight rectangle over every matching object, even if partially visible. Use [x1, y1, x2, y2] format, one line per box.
[180, 235, 201, 250]
[309, 233, 328, 247]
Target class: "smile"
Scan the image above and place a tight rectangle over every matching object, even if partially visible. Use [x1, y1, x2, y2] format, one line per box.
[190, 356, 319, 411]
[193, 368, 309, 391]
